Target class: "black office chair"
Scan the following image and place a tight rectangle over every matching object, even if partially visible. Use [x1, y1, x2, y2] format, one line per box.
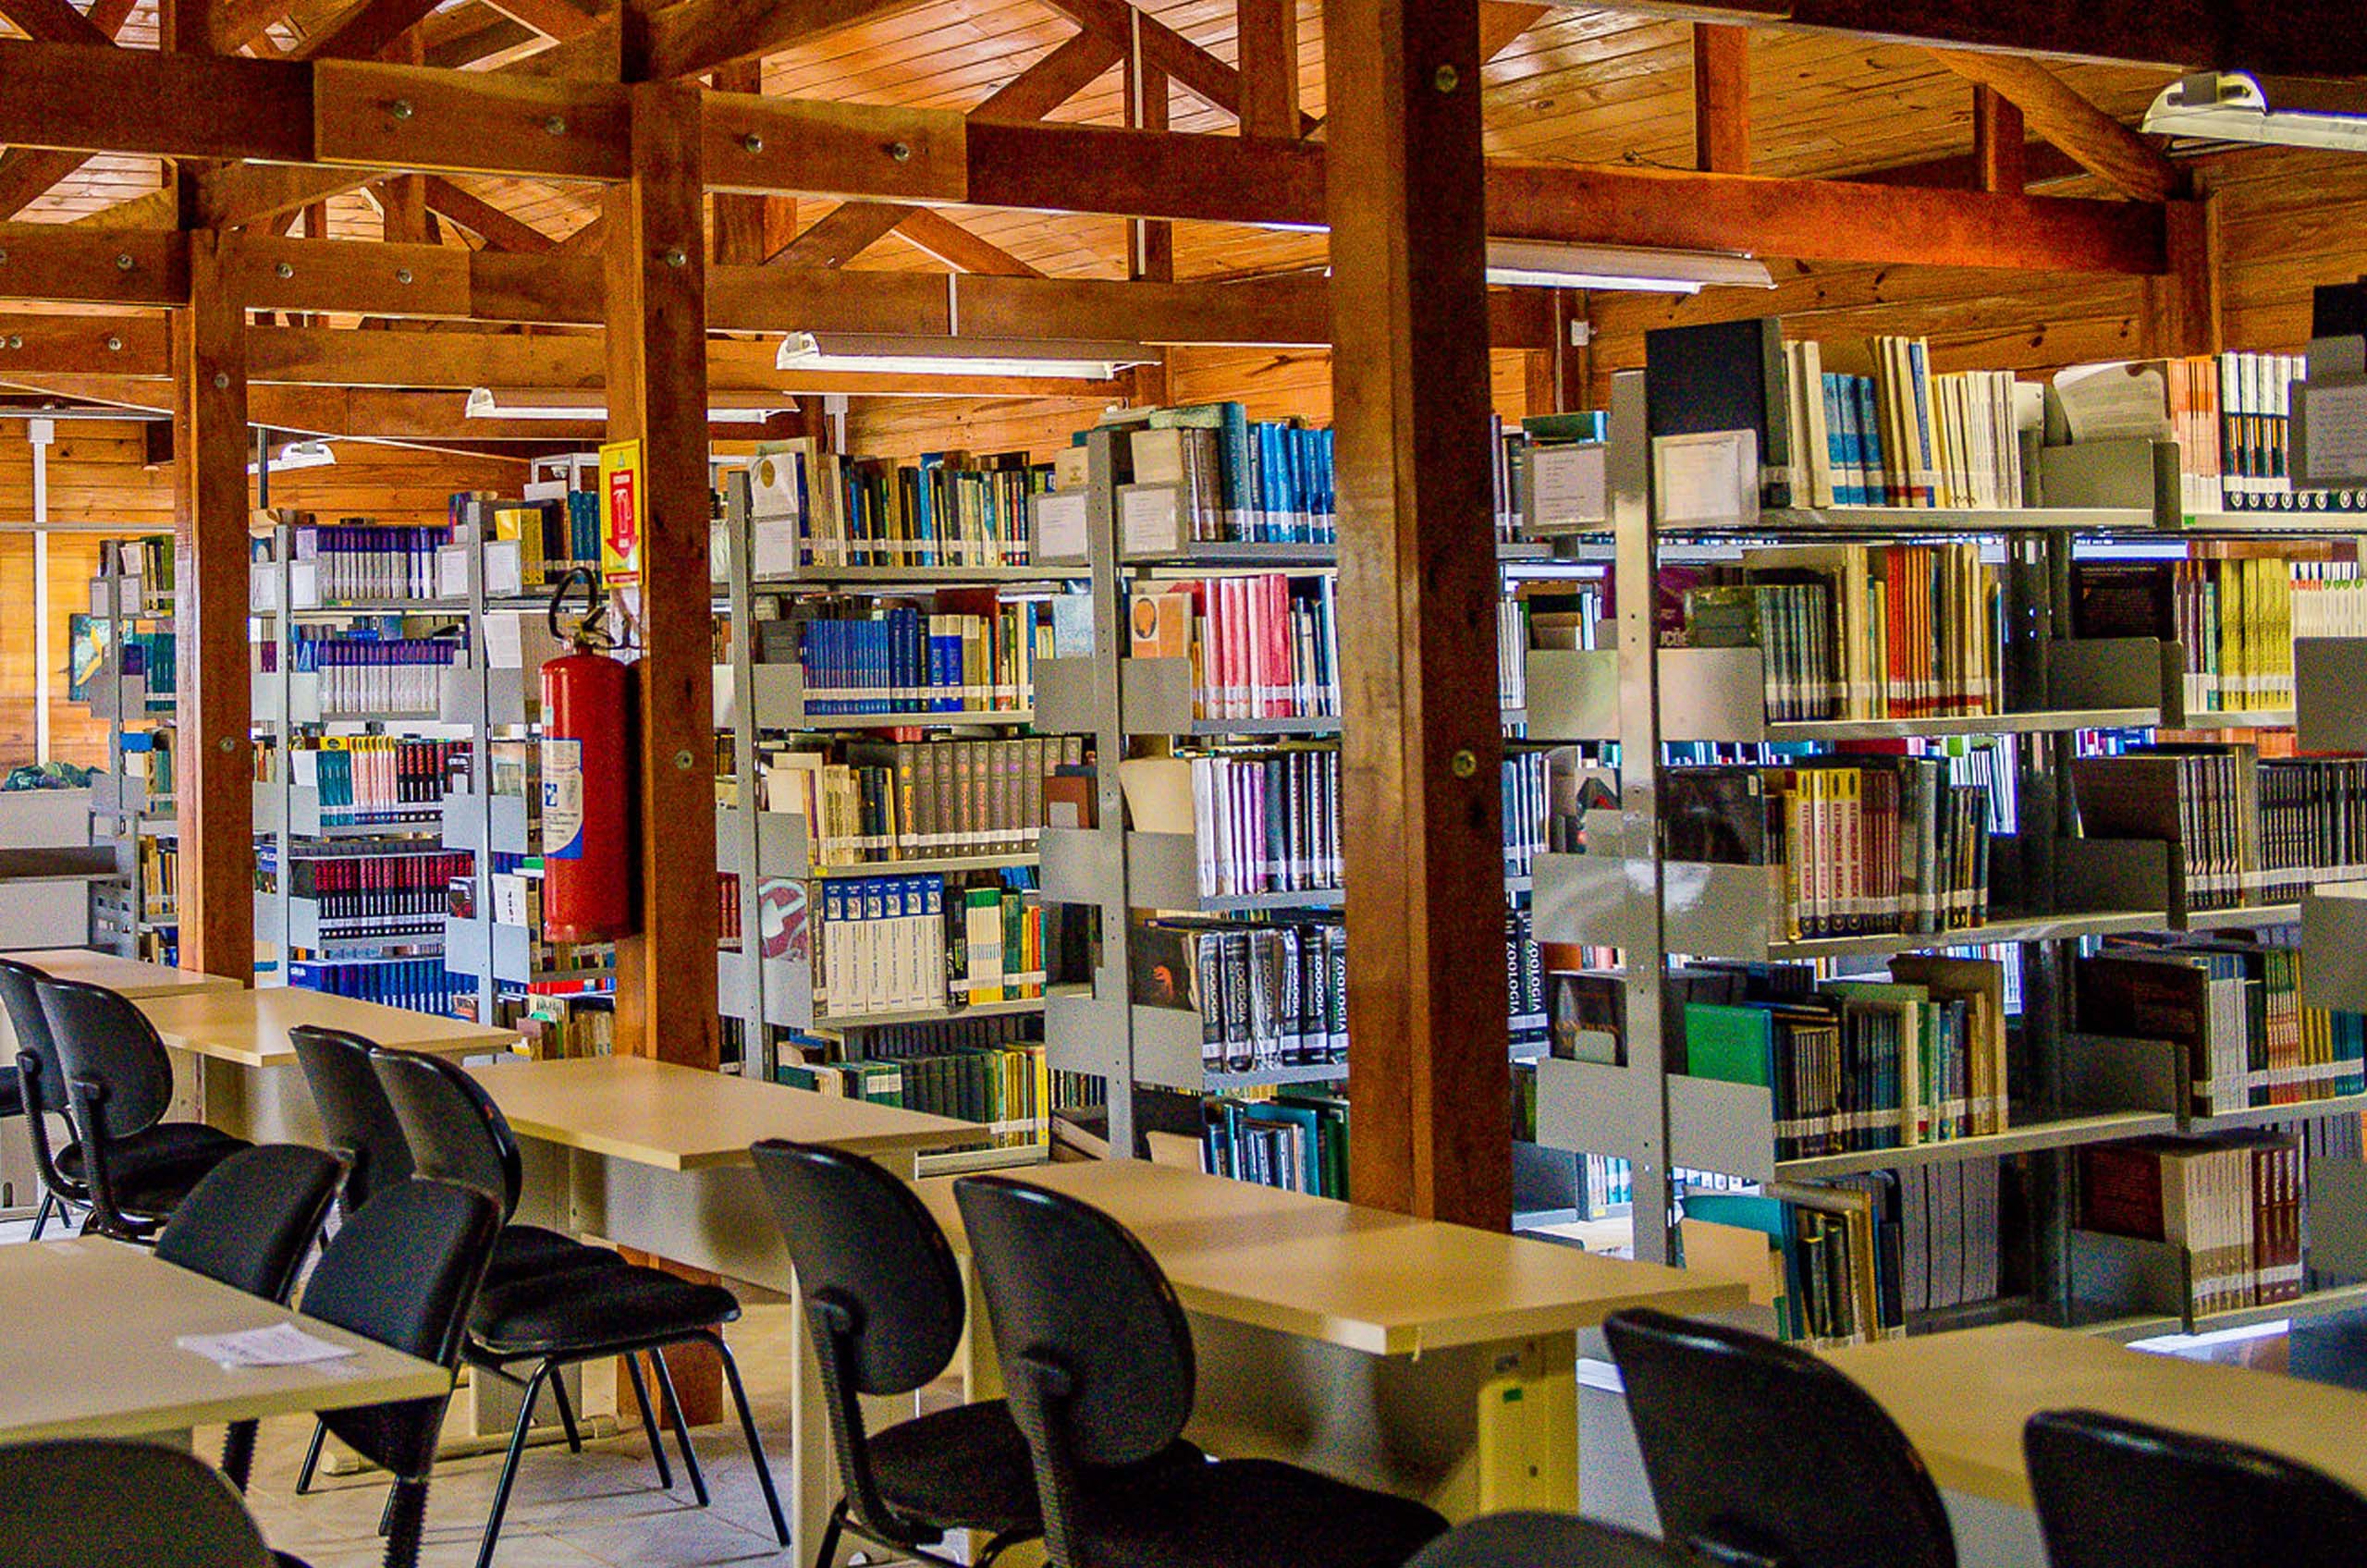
[954, 1173, 1452, 1568]
[1602, 1308, 1956, 1568]
[0, 955, 87, 1236]
[0, 1438, 277, 1568]
[299, 1174, 506, 1568]
[750, 1138, 1045, 1568]
[291, 1024, 418, 1217]
[1406, 1513, 1699, 1567]
[154, 1144, 344, 1493]
[372, 1047, 791, 1568]
[2025, 1407, 2367, 1568]
[32, 973, 250, 1241]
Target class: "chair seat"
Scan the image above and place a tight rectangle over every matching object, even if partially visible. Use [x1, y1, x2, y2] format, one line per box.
[484, 1224, 619, 1291]
[866, 1399, 1044, 1539]
[469, 1263, 741, 1358]
[59, 1122, 250, 1215]
[1084, 1456, 1449, 1568]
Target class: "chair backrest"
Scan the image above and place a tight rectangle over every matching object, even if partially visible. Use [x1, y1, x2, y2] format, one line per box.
[32, 974, 175, 1140]
[368, 1046, 521, 1219]
[156, 1144, 343, 1303]
[300, 1177, 501, 1480]
[1407, 1513, 1699, 1568]
[0, 955, 59, 1086]
[291, 1024, 415, 1211]
[2025, 1408, 2367, 1568]
[0, 1438, 275, 1568]
[1603, 1308, 1956, 1568]
[750, 1139, 967, 1397]
[953, 1174, 1196, 1469]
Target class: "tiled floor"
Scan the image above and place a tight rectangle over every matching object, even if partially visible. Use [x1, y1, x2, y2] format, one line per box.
[229, 1304, 807, 1568]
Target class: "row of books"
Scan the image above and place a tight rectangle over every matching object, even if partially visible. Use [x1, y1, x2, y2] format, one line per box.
[450, 492, 603, 588]
[1495, 411, 1611, 541]
[751, 437, 1055, 571]
[287, 955, 457, 1014]
[1132, 913, 1349, 1072]
[1664, 760, 1995, 939]
[1504, 752, 1550, 880]
[286, 851, 472, 921]
[274, 634, 460, 717]
[1682, 542, 2003, 722]
[2077, 941, 2366, 1115]
[2074, 555, 2309, 713]
[279, 739, 468, 826]
[814, 872, 1044, 1020]
[2078, 1132, 2305, 1315]
[1120, 750, 1343, 900]
[104, 535, 176, 602]
[1127, 574, 1340, 723]
[1202, 1093, 1349, 1198]
[1682, 1183, 1896, 1345]
[497, 992, 619, 1059]
[88, 631, 177, 702]
[1782, 338, 2033, 511]
[2070, 747, 2367, 912]
[1679, 955, 2009, 1158]
[133, 838, 177, 919]
[782, 1044, 1048, 1147]
[287, 521, 453, 605]
[1112, 406, 1338, 545]
[767, 598, 1049, 717]
[112, 730, 174, 803]
[757, 736, 1085, 866]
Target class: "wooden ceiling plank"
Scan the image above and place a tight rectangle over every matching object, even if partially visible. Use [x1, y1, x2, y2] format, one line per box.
[423, 174, 558, 251]
[969, 29, 1123, 122]
[0, 149, 92, 221]
[1236, 0, 1300, 140]
[0, 0, 109, 47]
[1478, 2, 1548, 62]
[480, 0, 604, 40]
[198, 165, 377, 231]
[1035, 0, 1259, 124]
[1929, 47, 2183, 202]
[1600, 0, 2352, 77]
[892, 205, 1041, 275]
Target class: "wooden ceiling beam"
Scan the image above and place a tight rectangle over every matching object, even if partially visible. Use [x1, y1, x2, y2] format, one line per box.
[890, 208, 1041, 276]
[1692, 23, 1749, 174]
[1973, 85, 2028, 194]
[422, 174, 558, 251]
[770, 202, 907, 267]
[639, 0, 930, 80]
[295, 0, 448, 60]
[971, 30, 1124, 123]
[1035, 0, 1316, 133]
[0, 0, 137, 220]
[1586, 0, 2358, 77]
[480, 0, 605, 41]
[1928, 48, 2186, 202]
[199, 165, 378, 231]
[1855, 137, 2086, 191]
[1236, 0, 1300, 140]
[0, 0, 109, 46]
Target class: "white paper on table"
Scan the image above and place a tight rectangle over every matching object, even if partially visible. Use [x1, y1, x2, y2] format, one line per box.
[177, 1323, 359, 1370]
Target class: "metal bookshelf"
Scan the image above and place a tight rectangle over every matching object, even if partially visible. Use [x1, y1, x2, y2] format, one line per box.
[81, 547, 178, 961]
[1523, 364, 2367, 1340]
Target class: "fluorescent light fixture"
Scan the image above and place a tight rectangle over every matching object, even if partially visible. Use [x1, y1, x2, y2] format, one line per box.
[2142, 72, 2367, 152]
[464, 387, 782, 424]
[775, 332, 1153, 381]
[1484, 240, 1774, 293]
[249, 439, 336, 475]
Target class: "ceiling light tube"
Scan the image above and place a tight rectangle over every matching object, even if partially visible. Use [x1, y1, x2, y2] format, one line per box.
[2141, 72, 2367, 152]
[465, 387, 782, 424]
[1482, 240, 1775, 293]
[775, 332, 1153, 380]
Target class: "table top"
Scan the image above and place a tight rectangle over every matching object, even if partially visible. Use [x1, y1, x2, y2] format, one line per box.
[133, 987, 522, 1069]
[3, 949, 244, 999]
[0, 1239, 450, 1444]
[468, 1055, 981, 1171]
[914, 1158, 1745, 1355]
[1824, 1322, 2367, 1506]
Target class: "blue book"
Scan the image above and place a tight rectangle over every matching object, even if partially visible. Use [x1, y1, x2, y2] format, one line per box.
[1856, 376, 1889, 507]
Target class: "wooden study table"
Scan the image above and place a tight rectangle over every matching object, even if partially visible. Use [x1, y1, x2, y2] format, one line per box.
[0, 1239, 448, 1446]
[913, 1158, 1748, 1521]
[0, 949, 242, 999]
[138, 987, 523, 1145]
[466, 1054, 982, 1566]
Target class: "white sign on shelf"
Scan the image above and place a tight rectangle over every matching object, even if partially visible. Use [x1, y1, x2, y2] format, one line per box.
[1527, 443, 1610, 532]
[1652, 428, 1760, 531]
[2300, 375, 2367, 485]
[1034, 491, 1091, 562]
[1120, 484, 1182, 557]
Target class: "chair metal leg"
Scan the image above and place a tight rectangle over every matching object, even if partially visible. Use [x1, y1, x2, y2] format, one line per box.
[475, 1360, 555, 1568]
[378, 1481, 399, 1537]
[549, 1366, 584, 1453]
[220, 1418, 259, 1494]
[383, 1476, 431, 1568]
[624, 1351, 674, 1489]
[29, 1191, 54, 1240]
[295, 1420, 327, 1495]
[648, 1346, 709, 1508]
[706, 1330, 790, 1547]
[811, 1499, 848, 1568]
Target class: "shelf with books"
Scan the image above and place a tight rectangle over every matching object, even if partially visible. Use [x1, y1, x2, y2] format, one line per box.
[812, 996, 1048, 1030]
[711, 662, 1037, 732]
[1773, 1111, 2186, 1182]
[2082, 1281, 2367, 1344]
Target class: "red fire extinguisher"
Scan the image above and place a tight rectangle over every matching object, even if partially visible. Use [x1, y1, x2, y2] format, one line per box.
[540, 568, 637, 943]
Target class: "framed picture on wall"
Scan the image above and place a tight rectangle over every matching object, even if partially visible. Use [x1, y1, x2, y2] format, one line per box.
[67, 614, 110, 703]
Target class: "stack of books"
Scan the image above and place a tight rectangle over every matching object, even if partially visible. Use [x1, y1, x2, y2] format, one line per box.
[1131, 913, 1349, 1072]
[289, 849, 471, 923]
[759, 735, 1085, 866]
[2079, 941, 2367, 1114]
[1782, 337, 2033, 510]
[1120, 750, 1343, 901]
[2079, 1133, 2305, 1314]
[281, 737, 467, 827]
[815, 870, 1043, 1019]
[786, 1040, 1048, 1149]
[773, 595, 1049, 717]
[288, 955, 457, 1014]
[1202, 1093, 1349, 1196]
[751, 437, 1056, 570]
[288, 520, 452, 603]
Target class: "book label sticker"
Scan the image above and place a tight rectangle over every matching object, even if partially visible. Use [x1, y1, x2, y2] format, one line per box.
[540, 737, 584, 860]
[1120, 484, 1182, 557]
[1036, 491, 1090, 561]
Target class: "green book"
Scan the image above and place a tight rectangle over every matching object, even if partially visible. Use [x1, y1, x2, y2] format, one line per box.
[1684, 1002, 1774, 1084]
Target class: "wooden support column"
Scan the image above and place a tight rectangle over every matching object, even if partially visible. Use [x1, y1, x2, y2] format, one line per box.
[1327, 0, 1509, 1225]
[708, 59, 798, 264]
[1692, 23, 1749, 174]
[604, 75, 723, 1424]
[173, 230, 253, 981]
[1238, 0, 1300, 140]
[1973, 85, 2026, 194]
[2149, 193, 2223, 359]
